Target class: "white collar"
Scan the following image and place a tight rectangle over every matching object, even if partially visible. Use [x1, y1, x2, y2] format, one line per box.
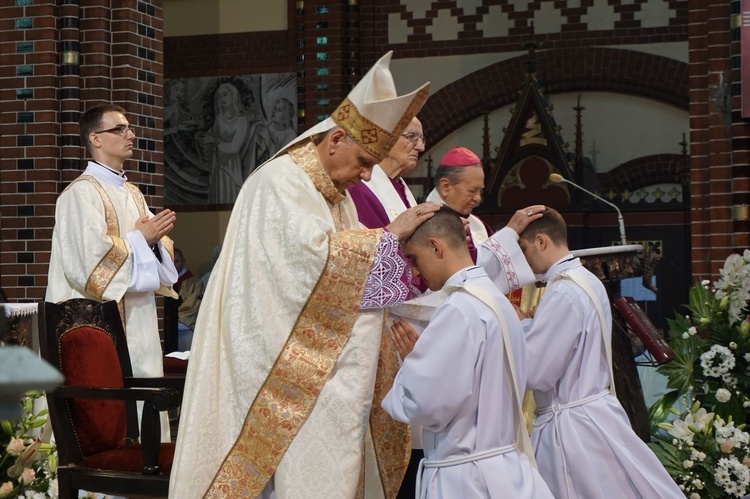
[84, 161, 128, 187]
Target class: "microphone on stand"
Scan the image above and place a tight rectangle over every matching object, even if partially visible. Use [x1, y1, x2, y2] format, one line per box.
[548, 173, 627, 245]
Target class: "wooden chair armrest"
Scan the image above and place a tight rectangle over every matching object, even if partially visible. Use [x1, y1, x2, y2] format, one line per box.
[126, 375, 185, 393]
[52, 386, 181, 412]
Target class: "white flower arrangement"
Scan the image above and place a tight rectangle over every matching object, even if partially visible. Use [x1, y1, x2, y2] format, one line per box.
[650, 251, 750, 498]
[699, 345, 735, 378]
[714, 251, 750, 326]
[652, 404, 750, 498]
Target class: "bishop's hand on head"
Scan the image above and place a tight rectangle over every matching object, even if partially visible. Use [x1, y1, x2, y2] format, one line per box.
[507, 205, 545, 235]
[386, 202, 440, 241]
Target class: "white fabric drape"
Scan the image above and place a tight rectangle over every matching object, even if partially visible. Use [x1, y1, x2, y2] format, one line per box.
[362, 164, 418, 220]
[476, 227, 537, 294]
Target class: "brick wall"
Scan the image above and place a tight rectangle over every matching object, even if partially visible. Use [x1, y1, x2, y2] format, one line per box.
[689, 0, 750, 280]
[599, 154, 688, 193]
[164, 30, 293, 79]
[0, 0, 164, 301]
[729, 0, 750, 258]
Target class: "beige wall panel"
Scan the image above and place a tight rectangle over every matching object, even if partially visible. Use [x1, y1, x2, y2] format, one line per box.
[164, 0, 286, 37]
[170, 211, 231, 279]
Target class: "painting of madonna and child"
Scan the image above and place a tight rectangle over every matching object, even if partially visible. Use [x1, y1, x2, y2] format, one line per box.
[163, 72, 297, 206]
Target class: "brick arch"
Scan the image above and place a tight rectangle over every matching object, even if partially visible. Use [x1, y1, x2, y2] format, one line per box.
[419, 47, 688, 148]
[599, 154, 688, 192]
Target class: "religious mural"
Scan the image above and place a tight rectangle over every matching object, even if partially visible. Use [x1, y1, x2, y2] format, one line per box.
[163, 73, 297, 206]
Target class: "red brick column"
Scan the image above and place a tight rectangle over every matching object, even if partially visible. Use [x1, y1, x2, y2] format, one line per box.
[0, 0, 165, 301]
[0, 1, 60, 300]
[730, 0, 750, 252]
[688, 0, 735, 279]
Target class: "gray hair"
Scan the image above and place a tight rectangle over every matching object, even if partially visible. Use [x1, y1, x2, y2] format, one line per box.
[435, 164, 482, 186]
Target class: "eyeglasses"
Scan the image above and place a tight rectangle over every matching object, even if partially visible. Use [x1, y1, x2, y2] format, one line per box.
[93, 124, 136, 136]
[402, 130, 426, 146]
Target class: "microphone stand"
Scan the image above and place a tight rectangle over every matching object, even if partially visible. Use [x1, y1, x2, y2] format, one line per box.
[553, 177, 627, 245]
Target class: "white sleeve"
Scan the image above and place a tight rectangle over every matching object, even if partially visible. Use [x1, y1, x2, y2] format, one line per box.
[476, 227, 536, 294]
[382, 301, 478, 432]
[125, 230, 174, 291]
[155, 242, 179, 284]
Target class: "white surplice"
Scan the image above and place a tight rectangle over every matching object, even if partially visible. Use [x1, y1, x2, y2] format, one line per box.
[169, 144, 414, 499]
[524, 257, 682, 499]
[383, 267, 553, 499]
[46, 161, 178, 440]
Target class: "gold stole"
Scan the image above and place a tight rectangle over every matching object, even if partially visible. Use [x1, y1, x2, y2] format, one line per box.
[369, 309, 411, 498]
[205, 141, 386, 497]
[70, 176, 128, 300]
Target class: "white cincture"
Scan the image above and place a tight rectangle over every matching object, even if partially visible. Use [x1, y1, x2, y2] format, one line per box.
[534, 389, 609, 416]
[415, 444, 517, 499]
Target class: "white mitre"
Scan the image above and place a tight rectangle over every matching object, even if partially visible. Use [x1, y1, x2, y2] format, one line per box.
[272, 51, 430, 161]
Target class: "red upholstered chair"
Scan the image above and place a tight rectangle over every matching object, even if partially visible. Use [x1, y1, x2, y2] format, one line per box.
[39, 299, 182, 499]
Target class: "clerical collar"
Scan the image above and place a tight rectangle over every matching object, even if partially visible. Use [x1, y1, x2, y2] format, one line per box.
[444, 265, 483, 287]
[551, 254, 577, 268]
[93, 160, 127, 178]
[84, 161, 127, 188]
[543, 254, 578, 282]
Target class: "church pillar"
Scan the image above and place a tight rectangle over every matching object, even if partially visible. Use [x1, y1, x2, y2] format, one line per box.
[730, 0, 750, 250]
[689, 0, 750, 280]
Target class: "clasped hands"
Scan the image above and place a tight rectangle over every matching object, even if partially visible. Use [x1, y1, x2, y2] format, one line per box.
[391, 319, 420, 360]
[135, 209, 176, 246]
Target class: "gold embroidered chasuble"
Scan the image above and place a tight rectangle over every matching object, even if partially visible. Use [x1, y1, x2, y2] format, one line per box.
[170, 141, 409, 499]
